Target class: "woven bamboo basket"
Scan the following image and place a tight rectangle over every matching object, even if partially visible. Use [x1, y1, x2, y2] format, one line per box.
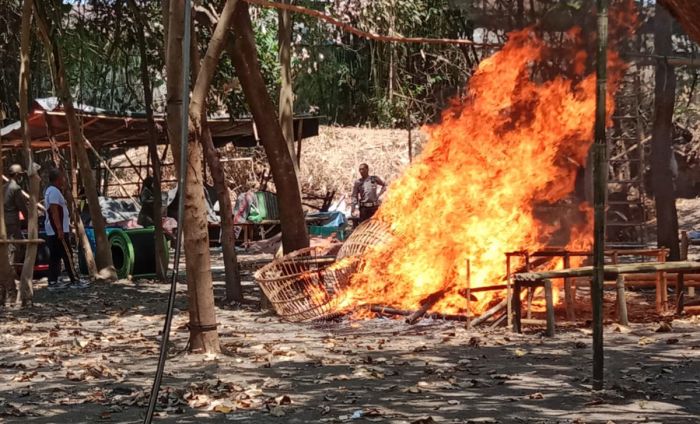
[254, 246, 349, 322]
[254, 220, 395, 322]
[336, 219, 395, 260]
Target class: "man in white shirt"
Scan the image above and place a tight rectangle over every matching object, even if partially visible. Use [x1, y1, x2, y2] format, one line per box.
[44, 168, 82, 290]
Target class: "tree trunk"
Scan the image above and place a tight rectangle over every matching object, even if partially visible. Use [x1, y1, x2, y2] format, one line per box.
[34, 0, 116, 280]
[227, 2, 309, 254]
[47, 136, 97, 277]
[0, 143, 18, 307]
[166, 0, 220, 353]
[18, 0, 38, 306]
[278, 0, 297, 169]
[651, 3, 680, 261]
[189, 0, 243, 303]
[128, 0, 167, 281]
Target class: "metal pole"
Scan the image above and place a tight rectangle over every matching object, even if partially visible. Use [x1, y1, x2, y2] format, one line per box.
[592, 0, 608, 391]
[144, 0, 192, 422]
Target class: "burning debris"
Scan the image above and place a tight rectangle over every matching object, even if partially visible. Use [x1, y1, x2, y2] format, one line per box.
[256, 10, 638, 323]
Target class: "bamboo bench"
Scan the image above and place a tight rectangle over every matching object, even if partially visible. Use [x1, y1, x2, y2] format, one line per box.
[512, 261, 700, 336]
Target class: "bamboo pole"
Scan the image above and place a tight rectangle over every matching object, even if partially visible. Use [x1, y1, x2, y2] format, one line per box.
[592, 0, 609, 390]
[681, 231, 693, 298]
[563, 254, 575, 321]
[616, 275, 629, 326]
[466, 259, 471, 329]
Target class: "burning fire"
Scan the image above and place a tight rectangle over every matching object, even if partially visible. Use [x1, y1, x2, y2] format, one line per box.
[334, 14, 636, 316]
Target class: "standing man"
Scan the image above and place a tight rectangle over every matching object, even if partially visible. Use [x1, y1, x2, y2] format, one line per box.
[44, 168, 82, 290]
[351, 163, 386, 223]
[4, 164, 28, 264]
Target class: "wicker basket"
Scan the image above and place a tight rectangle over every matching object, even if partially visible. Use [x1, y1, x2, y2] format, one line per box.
[254, 220, 395, 322]
[254, 246, 349, 322]
[337, 219, 394, 260]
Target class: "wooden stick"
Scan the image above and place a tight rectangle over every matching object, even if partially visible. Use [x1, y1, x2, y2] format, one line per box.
[0, 239, 45, 244]
[544, 279, 555, 337]
[470, 298, 507, 327]
[83, 137, 141, 207]
[406, 287, 451, 324]
[563, 254, 575, 321]
[369, 306, 468, 322]
[466, 259, 471, 329]
[681, 231, 693, 299]
[506, 255, 512, 328]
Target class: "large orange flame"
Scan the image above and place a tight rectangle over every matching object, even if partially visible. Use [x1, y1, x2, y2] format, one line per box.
[334, 12, 637, 316]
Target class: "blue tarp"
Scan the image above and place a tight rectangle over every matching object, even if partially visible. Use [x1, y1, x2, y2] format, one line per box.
[306, 211, 347, 228]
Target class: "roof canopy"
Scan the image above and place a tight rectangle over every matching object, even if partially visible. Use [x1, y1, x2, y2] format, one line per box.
[0, 98, 319, 151]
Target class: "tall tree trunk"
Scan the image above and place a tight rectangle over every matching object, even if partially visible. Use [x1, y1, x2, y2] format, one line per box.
[278, 0, 296, 169]
[190, 0, 243, 303]
[0, 143, 18, 307]
[651, 3, 680, 261]
[18, 0, 38, 306]
[166, 0, 220, 353]
[34, 0, 116, 279]
[127, 0, 167, 281]
[227, 2, 309, 254]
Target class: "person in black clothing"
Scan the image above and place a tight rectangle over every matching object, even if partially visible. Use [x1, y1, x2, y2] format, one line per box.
[44, 169, 82, 289]
[137, 175, 156, 227]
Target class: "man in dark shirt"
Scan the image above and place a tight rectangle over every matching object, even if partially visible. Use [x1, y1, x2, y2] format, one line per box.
[4, 164, 28, 263]
[351, 163, 386, 223]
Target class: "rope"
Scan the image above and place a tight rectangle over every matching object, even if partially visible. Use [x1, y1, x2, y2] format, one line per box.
[241, 0, 499, 47]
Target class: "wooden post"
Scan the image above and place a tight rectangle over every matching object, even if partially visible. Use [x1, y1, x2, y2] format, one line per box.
[591, 0, 609, 391]
[407, 121, 413, 163]
[681, 231, 693, 297]
[512, 279, 522, 333]
[525, 252, 534, 319]
[466, 258, 471, 329]
[544, 279, 555, 337]
[655, 250, 667, 312]
[295, 118, 304, 166]
[676, 272, 685, 315]
[616, 275, 629, 326]
[506, 255, 512, 328]
[563, 253, 575, 321]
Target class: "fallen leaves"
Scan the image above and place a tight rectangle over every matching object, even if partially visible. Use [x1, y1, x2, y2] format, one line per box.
[411, 417, 436, 424]
[11, 370, 38, 382]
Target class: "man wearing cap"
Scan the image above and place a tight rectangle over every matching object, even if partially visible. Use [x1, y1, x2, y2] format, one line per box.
[351, 163, 386, 223]
[4, 164, 28, 264]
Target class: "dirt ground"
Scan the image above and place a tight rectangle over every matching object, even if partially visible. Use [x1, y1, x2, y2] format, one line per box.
[2, 251, 700, 424]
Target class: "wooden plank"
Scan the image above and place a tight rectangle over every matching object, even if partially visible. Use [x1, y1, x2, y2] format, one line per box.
[544, 279, 555, 337]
